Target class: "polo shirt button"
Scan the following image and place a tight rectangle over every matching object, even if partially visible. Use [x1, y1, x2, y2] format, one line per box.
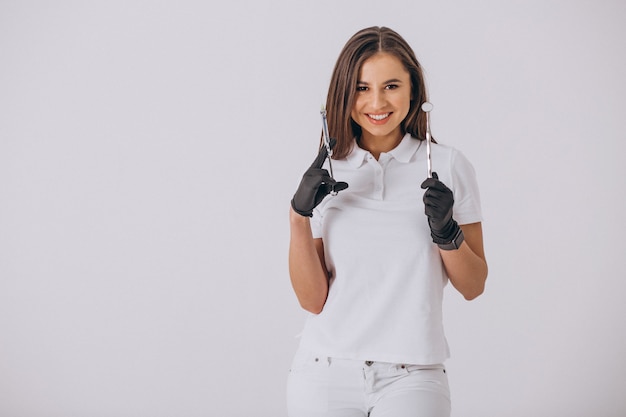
[365, 361, 374, 366]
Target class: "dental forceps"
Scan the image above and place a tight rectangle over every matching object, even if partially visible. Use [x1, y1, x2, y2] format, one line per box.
[320, 107, 337, 195]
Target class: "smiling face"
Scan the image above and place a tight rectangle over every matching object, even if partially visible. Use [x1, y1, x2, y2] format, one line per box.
[350, 52, 413, 152]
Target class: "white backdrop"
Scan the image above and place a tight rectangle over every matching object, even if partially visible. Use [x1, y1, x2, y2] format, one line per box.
[1, 1, 625, 416]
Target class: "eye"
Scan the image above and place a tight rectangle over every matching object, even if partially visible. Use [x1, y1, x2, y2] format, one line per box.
[385, 84, 399, 90]
[356, 85, 368, 92]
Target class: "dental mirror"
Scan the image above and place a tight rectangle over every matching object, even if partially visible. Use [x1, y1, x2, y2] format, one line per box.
[421, 102, 434, 178]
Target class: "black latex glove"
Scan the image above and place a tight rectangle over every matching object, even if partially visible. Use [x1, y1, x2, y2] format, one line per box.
[291, 138, 348, 217]
[420, 172, 461, 244]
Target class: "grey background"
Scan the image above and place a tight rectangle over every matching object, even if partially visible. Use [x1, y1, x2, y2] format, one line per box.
[1, 0, 625, 416]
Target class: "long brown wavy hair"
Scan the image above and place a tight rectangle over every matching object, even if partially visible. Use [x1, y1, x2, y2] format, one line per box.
[324, 26, 431, 160]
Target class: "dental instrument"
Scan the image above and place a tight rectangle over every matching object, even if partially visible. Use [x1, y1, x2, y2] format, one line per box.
[320, 107, 337, 195]
[421, 102, 434, 178]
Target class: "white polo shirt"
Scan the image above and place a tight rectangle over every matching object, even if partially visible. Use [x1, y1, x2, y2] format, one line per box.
[299, 133, 483, 365]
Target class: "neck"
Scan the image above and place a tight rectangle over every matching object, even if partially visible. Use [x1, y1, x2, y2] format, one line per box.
[358, 131, 404, 160]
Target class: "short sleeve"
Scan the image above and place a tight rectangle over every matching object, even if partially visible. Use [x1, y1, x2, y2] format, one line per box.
[449, 149, 483, 225]
[310, 207, 323, 239]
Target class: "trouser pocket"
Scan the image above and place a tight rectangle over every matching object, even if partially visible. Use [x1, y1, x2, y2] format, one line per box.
[287, 349, 330, 414]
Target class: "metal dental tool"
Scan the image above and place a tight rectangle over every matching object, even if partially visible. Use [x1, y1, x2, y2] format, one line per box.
[421, 102, 434, 178]
[320, 107, 337, 195]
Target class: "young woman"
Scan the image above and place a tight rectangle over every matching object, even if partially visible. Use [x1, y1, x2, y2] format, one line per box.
[288, 26, 487, 417]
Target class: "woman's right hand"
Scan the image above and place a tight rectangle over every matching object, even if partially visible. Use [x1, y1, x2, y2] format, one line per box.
[291, 138, 348, 217]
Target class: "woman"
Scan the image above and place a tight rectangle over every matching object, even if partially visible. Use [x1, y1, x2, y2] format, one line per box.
[288, 26, 487, 417]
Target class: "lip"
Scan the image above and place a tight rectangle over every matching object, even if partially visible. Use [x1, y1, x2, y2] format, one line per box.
[366, 112, 392, 125]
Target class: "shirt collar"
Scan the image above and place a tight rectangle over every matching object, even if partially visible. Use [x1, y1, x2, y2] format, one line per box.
[345, 133, 422, 168]
[388, 133, 422, 163]
[345, 142, 369, 168]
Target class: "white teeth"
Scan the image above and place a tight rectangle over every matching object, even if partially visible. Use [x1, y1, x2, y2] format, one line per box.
[368, 113, 390, 121]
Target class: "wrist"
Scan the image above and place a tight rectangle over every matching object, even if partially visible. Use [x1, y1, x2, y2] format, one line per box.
[290, 205, 312, 223]
[437, 227, 464, 251]
[290, 198, 313, 218]
[430, 218, 459, 242]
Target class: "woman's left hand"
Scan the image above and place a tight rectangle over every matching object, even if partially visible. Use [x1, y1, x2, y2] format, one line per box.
[420, 172, 460, 245]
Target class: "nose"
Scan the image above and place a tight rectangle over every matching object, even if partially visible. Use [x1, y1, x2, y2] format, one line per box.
[371, 89, 386, 110]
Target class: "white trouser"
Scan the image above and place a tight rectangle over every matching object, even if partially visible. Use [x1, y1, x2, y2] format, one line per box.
[287, 348, 451, 417]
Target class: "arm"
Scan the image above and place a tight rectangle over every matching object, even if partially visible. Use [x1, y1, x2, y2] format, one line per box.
[421, 173, 488, 300]
[440, 222, 488, 300]
[288, 139, 347, 314]
[288, 207, 329, 314]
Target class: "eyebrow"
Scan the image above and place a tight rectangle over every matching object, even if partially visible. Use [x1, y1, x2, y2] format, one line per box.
[356, 78, 405, 85]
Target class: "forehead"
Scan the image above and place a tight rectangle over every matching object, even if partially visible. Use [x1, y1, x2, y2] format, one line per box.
[358, 52, 409, 80]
